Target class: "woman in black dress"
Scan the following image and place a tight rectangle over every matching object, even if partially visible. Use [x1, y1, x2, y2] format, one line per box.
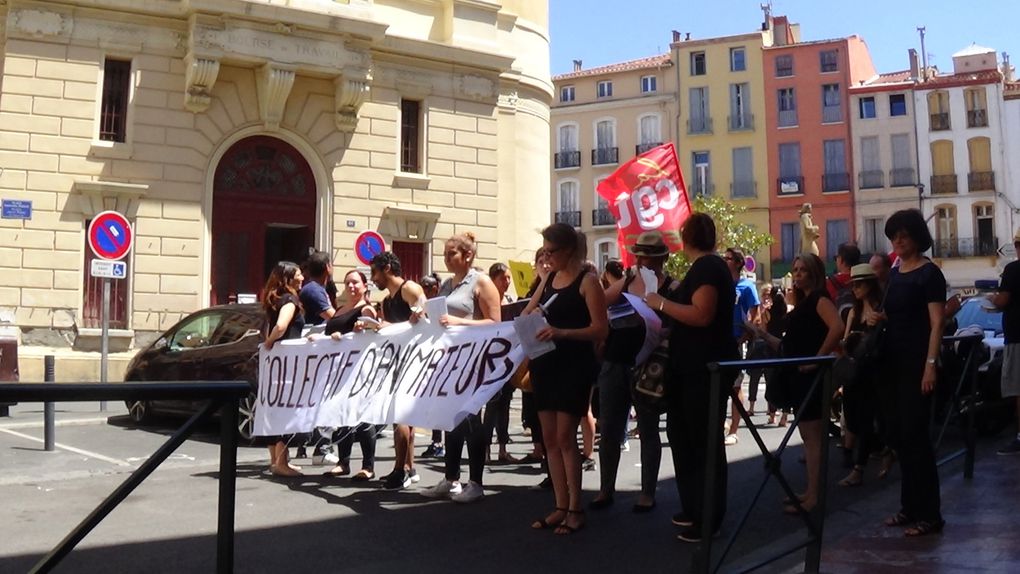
[867, 209, 946, 536]
[524, 224, 608, 535]
[263, 261, 306, 477]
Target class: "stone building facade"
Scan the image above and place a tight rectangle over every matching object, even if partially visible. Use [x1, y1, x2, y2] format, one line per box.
[0, 0, 551, 379]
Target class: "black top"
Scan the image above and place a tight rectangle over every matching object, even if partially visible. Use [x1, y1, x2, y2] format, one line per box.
[266, 293, 304, 341]
[382, 280, 413, 323]
[325, 304, 367, 336]
[539, 271, 592, 331]
[782, 290, 829, 358]
[883, 262, 946, 354]
[1001, 260, 1020, 344]
[667, 254, 737, 373]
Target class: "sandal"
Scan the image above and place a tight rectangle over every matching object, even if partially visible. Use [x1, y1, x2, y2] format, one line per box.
[351, 469, 374, 482]
[904, 519, 945, 537]
[532, 508, 566, 530]
[838, 467, 863, 487]
[883, 512, 912, 527]
[555, 510, 586, 535]
[323, 464, 349, 477]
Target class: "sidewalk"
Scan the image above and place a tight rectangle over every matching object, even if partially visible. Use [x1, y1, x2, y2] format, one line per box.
[0, 401, 126, 430]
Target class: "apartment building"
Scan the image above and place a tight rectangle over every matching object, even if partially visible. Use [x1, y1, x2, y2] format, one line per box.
[0, 0, 551, 377]
[672, 29, 773, 279]
[914, 45, 1007, 286]
[762, 17, 877, 275]
[550, 54, 677, 269]
[849, 60, 921, 256]
[999, 77, 1019, 260]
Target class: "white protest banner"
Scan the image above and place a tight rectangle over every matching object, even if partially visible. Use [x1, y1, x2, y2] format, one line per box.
[254, 321, 525, 436]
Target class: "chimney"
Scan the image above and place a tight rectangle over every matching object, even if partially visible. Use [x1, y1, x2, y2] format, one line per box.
[909, 48, 920, 80]
[672, 30, 681, 43]
[572, 59, 582, 72]
[1003, 52, 1014, 82]
[685, 33, 691, 41]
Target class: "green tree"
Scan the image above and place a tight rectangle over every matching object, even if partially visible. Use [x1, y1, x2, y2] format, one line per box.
[663, 195, 773, 279]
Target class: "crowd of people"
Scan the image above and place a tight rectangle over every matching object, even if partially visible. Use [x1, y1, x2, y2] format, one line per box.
[256, 207, 1020, 542]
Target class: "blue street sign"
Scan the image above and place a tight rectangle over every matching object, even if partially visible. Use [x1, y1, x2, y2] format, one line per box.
[1, 199, 32, 220]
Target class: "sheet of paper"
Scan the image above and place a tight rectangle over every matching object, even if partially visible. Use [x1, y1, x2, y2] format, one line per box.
[512, 312, 556, 359]
[638, 266, 657, 296]
[621, 293, 663, 365]
[424, 296, 448, 321]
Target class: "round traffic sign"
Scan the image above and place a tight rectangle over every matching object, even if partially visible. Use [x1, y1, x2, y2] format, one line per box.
[88, 211, 133, 261]
[744, 255, 756, 273]
[354, 231, 386, 265]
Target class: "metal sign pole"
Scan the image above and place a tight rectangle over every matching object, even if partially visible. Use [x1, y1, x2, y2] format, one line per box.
[100, 277, 110, 412]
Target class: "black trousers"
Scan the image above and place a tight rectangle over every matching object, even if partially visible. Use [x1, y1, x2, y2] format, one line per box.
[521, 391, 543, 444]
[878, 352, 942, 522]
[336, 424, 383, 472]
[483, 384, 514, 446]
[666, 369, 728, 531]
[444, 412, 488, 485]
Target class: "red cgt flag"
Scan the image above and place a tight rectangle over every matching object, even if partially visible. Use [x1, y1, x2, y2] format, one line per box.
[596, 143, 692, 266]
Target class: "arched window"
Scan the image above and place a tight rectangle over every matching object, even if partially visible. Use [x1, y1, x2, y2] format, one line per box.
[930, 140, 956, 195]
[972, 202, 995, 256]
[967, 137, 993, 191]
[555, 179, 580, 227]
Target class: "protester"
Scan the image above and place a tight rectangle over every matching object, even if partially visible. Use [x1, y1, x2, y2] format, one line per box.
[723, 248, 760, 445]
[365, 251, 427, 490]
[827, 242, 861, 322]
[868, 209, 945, 536]
[525, 223, 607, 535]
[591, 231, 676, 513]
[520, 248, 551, 478]
[600, 259, 624, 289]
[752, 253, 843, 515]
[300, 250, 336, 326]
[838, 264, 884, 487]
[989, 228, 1020, 455]
[262, 261, 306, 478]
[321, 270, 381, 480]
[644, 213, 736, 543]
[869, 252, 892, 290]
[760, 286, 790, 426]
[484, 262, 518, 463]
[421, 232, 501, 503]
[420, 272, 441, 299]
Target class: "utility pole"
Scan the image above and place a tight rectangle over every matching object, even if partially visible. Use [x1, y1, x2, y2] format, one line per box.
[917, 27, 928, 80]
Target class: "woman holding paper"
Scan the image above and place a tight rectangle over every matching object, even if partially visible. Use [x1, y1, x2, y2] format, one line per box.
[523, 223, 608, 535]
[420, 232, 502, 504]
[262, 261, 307, 478]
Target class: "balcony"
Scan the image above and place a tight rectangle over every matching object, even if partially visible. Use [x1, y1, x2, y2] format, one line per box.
[858, 170, 884, 189]
[687, 117, 713, 134]
[822, 105, 842, 123]
[930, 112, 950, 131]
[554, 150, 581, 169]
[890, 168, 916, 187]
[592, 208, 615, 226]
[728, 113, 754, 131]
[777, 176, 804, 195]
[635, 142, 663, 155]
[730, 181, 757, 198]
[554, 210, 581, 227]
[930, 174, 958, 195]
[823, 172, 850, 193]
[690, 182, 715, 197]
[968, 171, 995, 191]
[591, 147, 619, 166]
[778, 109, 798, 127]
[933, 236, 998, 258]
[967, 109, 988, 128]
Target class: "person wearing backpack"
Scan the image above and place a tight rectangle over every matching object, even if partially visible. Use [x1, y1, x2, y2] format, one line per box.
[827, 242, 861, 323]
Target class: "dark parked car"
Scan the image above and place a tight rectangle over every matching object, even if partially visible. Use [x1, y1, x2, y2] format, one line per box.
[123, 304, 264, 440]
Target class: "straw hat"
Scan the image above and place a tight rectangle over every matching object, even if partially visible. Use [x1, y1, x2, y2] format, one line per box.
[628, 231, 669, 257]
[850, 263, 877, 282]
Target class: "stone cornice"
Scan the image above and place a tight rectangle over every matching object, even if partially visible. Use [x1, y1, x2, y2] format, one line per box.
[73, 180, 150, 218]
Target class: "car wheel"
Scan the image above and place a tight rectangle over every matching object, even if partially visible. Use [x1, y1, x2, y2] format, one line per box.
[126, 400, 151, 423]
[237, 392, 257, 442]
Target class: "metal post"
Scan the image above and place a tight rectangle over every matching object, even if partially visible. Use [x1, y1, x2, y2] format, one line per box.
[43, 355, 55, 452]
[99, 277, 109, 412]
[217, 398, 239, 573]
[693, 365, 724, 574]
[804, 366, 834, 573]
[964, 346, 978, 479]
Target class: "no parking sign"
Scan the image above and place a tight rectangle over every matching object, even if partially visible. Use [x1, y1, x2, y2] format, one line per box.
[354, 231, 386, 265]
[88, 211, 133, 261]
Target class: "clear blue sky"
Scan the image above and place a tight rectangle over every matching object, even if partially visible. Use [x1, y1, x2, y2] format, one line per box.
[550, 0, 1018, 76]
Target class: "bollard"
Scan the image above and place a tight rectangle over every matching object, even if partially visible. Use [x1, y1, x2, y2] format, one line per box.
[44, 354, 55, 451]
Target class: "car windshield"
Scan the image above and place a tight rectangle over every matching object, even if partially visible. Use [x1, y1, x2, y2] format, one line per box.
[955, 299, 1003, 335]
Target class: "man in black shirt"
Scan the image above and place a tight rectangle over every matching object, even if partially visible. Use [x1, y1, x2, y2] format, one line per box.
[990, 229, 1020, 455]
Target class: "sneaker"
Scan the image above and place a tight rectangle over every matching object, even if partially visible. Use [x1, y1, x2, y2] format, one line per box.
[421, 444, 438, 458]
[671, 512, 694, 527]
[724, 434, 739, 446]
[383, 470, 411, 490]
[432, 446, 445, 458]
[582, 457, 597, 472]
[408, 468, 421, 484]
[997, 438, 1020, 455]
[313, 451, 340, 466]
[622, 440, 630, 452]
[420, 479, 462, 499]
[451, 481, 484, 503]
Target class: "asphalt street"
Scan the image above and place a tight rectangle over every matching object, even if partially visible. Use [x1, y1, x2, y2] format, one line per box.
[0, 394, 980, 574]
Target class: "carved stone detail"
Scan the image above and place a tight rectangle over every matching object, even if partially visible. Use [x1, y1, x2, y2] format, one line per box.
[459, 74, 496, 101]
[257, 64, 296, 130]
[184, 55, 221, 113]
[11, 7, 72, 40]
[334, 70, 372, 132]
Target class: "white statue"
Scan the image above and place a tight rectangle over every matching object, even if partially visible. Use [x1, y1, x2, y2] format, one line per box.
[799, 203, 820, 256]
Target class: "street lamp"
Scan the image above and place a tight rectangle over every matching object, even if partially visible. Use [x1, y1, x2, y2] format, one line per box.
[916, 182, 925, 211]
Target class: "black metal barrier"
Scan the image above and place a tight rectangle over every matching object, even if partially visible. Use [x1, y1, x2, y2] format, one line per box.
[0, 381, 249, 574]
[694, 355, 836, 574]
[933, 333, 982, 478]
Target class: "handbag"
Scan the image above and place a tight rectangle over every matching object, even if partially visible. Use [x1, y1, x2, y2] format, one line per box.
[852, 291, 888, 364]
[630, 341, 670, 413]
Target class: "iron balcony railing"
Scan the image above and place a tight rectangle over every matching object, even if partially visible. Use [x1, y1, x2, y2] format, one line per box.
[687, 117, 713, 134]
[778, 109, 797, 127]
[890, 167, 916, 187]
[858, 170, 884, 189]
[822, 172, 850, 193]
[933, 236, 998, 258]
[690, 182, 715, 197]
[635, 142, 663, 155]
[728, 113, 754, 131]
[730, 181, 757, 198]
[967, 109, 988, 128]
[968, 171, 995, 191]
[592, 208, 615, 226]
[821, 105, 842, 123]
[930, 112, 951, 131]
[591, 147, 619, 166]
[777, 176, 804, 195]
[931, 174, 959, 194]
[554, 150, 581, 169]
[554, 210, 581, 227]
